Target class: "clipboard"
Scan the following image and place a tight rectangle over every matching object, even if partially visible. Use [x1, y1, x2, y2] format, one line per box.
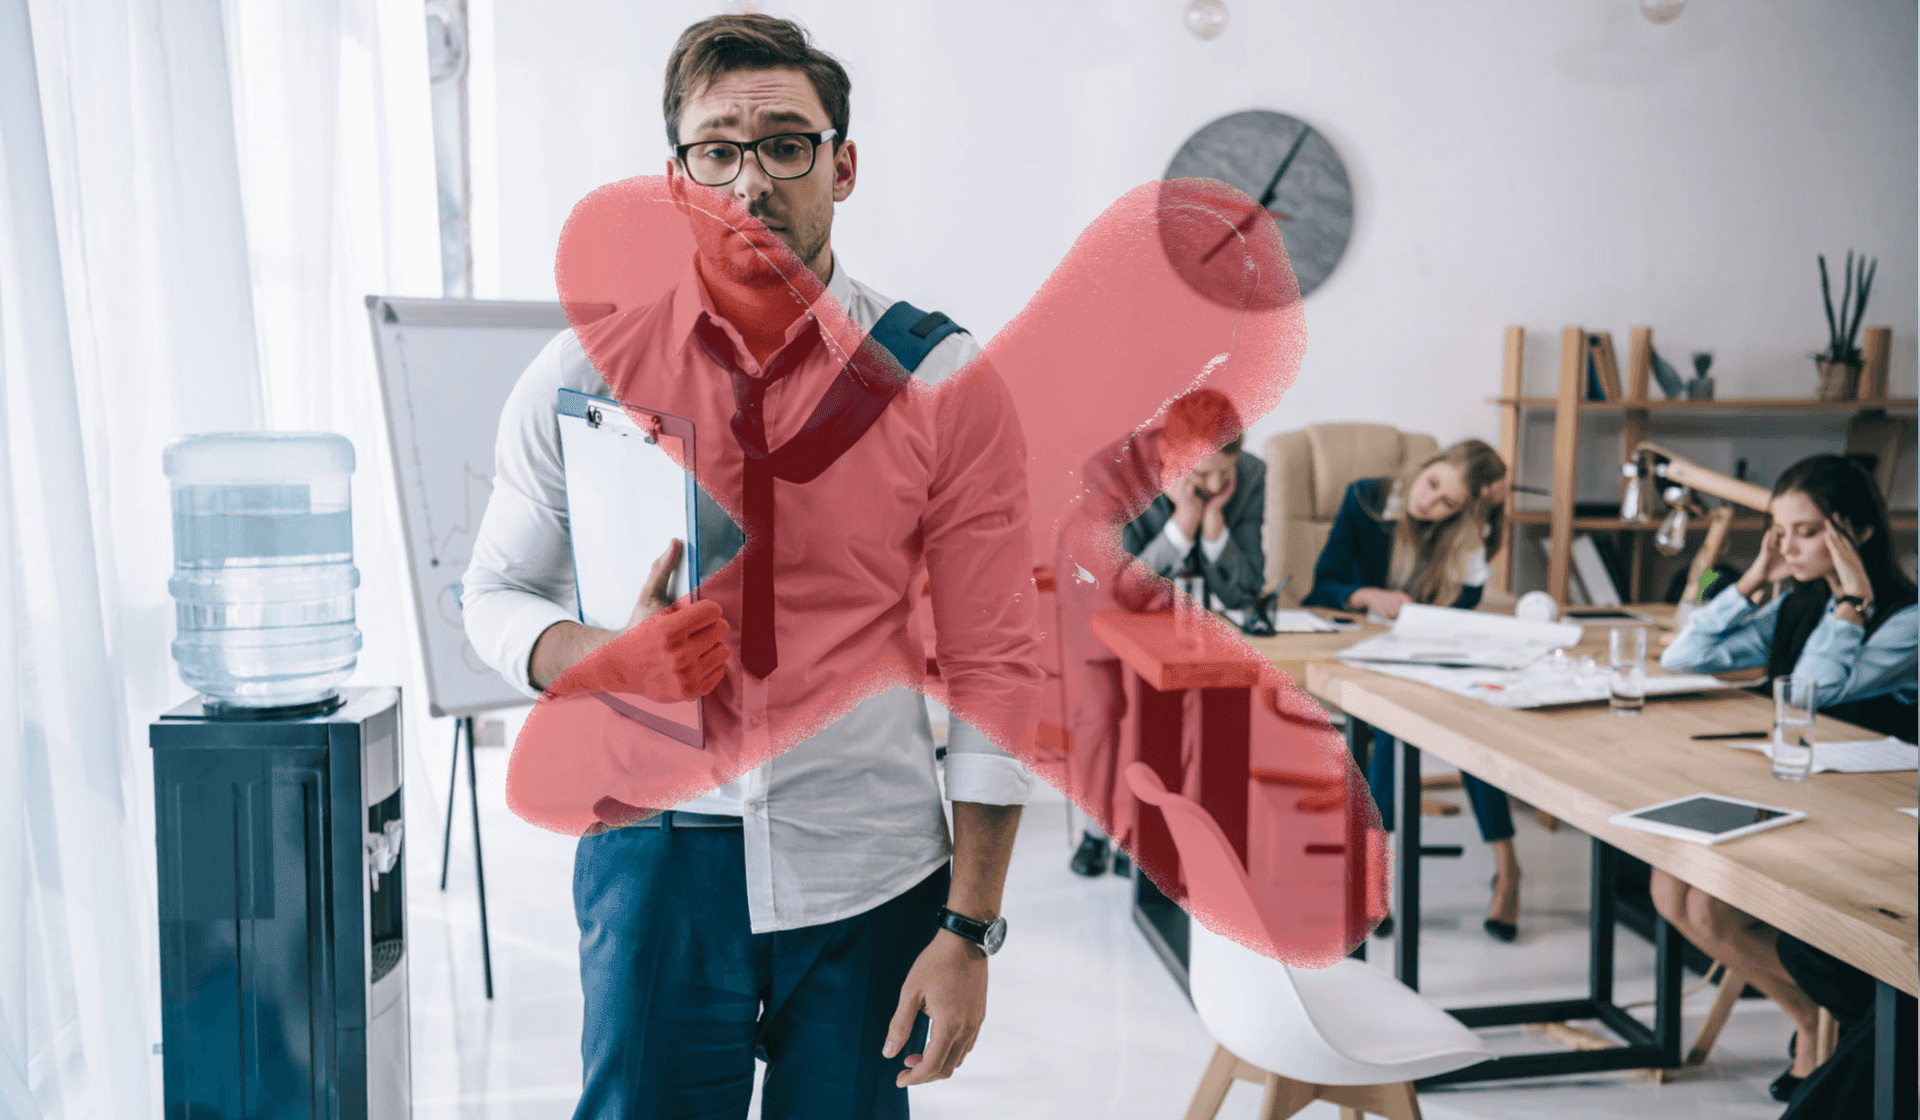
[558, 388, 706, 749]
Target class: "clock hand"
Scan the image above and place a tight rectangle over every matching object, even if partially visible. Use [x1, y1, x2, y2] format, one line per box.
[1202, 127, 1313, 263]
[1255, 128, 1312, 208]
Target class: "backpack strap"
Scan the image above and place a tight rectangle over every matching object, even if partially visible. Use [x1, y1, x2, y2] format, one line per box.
[867, 300, 967, 373]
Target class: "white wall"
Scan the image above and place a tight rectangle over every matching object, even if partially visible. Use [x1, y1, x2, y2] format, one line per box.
[477, 0, 1916, 493]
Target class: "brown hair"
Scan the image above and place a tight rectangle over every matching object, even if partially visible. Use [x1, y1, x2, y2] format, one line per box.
[1161, 389, 1243, 462]
[662, 15, 852, 149]
[1771, 452, 1916, 635]
[1383, 439, 1507, 607]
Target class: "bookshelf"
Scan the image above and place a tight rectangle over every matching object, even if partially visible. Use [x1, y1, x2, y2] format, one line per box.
[1491, 324, 1915, 603]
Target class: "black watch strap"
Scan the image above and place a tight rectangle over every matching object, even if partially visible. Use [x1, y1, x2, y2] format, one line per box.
[1836, 593, 1871, 614]
[936, 907, 1007, 956]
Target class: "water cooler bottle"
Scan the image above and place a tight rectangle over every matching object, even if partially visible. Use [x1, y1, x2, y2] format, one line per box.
[155, 433, 409, 1118]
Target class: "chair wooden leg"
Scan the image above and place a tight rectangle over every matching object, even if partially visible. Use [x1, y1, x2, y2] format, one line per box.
[1183, 1045, 1239, 1120]
[1378, 1082, 1422, 1120]
[1322, 1082, 1421, 1120]
[1535, 807, 1558, 830]
[1814, 1006, 1838, 1066]
[1687, 963, 1747, 1066]
[1339, 1109, 1363, 1120]
[1254, 1072, 1319, 1120]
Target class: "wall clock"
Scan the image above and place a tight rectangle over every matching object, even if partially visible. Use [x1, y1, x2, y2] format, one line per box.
[1163, 110, 1353, 302]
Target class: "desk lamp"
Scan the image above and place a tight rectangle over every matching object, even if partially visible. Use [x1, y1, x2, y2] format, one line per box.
[1626, 442, 1774, 602]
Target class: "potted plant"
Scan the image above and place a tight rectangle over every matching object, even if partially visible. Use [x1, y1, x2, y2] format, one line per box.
[1816, 250, 1876, 400]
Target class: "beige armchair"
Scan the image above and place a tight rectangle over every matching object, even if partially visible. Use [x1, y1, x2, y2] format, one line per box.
[1262, 424, 1439, 609]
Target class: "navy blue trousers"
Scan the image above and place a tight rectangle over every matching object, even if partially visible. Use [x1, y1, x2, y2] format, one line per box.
[571, 825, 944, 1120]
[1367, 731, 1515, 842]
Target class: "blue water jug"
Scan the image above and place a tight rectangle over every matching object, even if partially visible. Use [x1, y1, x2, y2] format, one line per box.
[164, 433, 361, 709]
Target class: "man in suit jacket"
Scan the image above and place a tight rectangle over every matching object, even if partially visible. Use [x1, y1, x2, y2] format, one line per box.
[1120, 436, 1266, 615]
[1054, 390, 1267, 876]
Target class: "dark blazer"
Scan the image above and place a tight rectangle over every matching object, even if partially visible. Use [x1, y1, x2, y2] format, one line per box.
[1303, 478, 1483, 612]
[1121, 451, 1267, 610]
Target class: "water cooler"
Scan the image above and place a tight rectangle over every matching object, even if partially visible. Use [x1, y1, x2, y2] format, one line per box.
[155, 432, 409, 1118]
[152, 688, 411, 1120]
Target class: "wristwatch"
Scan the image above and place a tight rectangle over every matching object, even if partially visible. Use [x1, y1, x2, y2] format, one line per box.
[1836, 593, 1872, 616]
[936, 907, 1007, 957]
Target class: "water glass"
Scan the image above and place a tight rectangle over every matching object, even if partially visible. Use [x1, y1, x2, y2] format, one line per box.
[1172, 574, 1205, 649]
[1608, 626, 1647, 715]
[1771, 676, 1818, 781]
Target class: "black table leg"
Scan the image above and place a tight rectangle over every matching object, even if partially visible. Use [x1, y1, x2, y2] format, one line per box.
[1652, 910, 1682, 1066]
[464, 715, 495, 1000]
[1344, 716, 1369, 962]
[1873, 979, 1915, 1120]
[1590, 837, 1615, 1007]
[1395, 737, 1422, 990]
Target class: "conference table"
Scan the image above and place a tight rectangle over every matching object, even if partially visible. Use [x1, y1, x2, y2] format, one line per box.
[1092, 605, 1918, 1114]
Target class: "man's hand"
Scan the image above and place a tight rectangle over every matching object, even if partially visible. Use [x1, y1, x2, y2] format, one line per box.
[537, 538, 730, 700]
[1167, 473, 1204, 540]
[884, 930, 988, 1087]
[626, 538, 686, 629]
[1199, 469, 1236, 542]
[529, 538, 731, 695]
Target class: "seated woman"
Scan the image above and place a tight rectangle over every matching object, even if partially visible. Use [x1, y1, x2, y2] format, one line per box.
[1303, 439, 1521, 941]
[1655, 452, 1916, 1101]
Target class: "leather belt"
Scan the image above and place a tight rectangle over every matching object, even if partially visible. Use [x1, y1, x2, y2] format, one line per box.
[631, 809, 745, 831]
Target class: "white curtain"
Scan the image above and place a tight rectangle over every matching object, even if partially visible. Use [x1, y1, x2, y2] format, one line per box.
[0, 0, 439, 1115]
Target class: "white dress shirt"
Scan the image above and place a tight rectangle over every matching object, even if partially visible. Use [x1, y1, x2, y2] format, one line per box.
[462, 258, 1035, 932]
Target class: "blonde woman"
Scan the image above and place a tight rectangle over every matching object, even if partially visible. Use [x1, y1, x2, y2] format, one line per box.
[1304, 440, 1517, 940]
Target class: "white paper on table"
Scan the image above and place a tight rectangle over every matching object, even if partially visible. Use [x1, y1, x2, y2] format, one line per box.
[1339, 656, 1734, 710]
[1724, 736, 1919, 774]
[1339, 604, 1586, 671]
[1267, 609, 1339, 633]
[1897, 807, 1918, 818]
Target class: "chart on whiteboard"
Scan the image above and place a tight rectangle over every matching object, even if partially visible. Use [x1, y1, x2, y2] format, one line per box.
[369, 297, 593, 717]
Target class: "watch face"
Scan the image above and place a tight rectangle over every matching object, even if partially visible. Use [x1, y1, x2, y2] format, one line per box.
[982, 916, 1007, 956]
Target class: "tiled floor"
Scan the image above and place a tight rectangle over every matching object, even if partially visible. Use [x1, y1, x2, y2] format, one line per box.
[403, 712, 1797, 1119]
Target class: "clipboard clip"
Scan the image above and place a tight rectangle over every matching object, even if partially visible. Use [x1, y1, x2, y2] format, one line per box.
[583, 404, 665, 445]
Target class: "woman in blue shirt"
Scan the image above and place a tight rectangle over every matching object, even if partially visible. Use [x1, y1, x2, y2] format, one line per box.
[1303, 440, 1523, 940]
[1654, 453, 1916, 1100]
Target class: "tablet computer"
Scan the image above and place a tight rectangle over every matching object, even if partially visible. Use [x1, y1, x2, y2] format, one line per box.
[1608, 793, 1805, 845]
[558, 388, 705, 749]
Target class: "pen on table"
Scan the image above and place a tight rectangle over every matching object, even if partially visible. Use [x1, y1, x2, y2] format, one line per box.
[1689, 731, 1770, 740]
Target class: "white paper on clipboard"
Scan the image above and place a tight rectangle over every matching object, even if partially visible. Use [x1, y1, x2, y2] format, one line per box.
[558, 388, 705, 748]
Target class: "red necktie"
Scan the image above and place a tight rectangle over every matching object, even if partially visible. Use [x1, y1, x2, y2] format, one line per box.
[695, 315, 907, 679]
[703, 320, 822, 678]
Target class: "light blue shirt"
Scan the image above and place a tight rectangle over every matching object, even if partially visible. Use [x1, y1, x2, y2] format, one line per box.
[1661, 584, 1918, 706]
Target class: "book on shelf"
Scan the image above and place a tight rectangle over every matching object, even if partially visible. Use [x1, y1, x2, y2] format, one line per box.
[1586, 332, 1622, 402]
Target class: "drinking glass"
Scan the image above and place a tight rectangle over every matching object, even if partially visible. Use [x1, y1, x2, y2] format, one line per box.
[1608, 626, 1647, 715]
[1771, 676, 1818, 781]
[1172, 574, 1205, 649]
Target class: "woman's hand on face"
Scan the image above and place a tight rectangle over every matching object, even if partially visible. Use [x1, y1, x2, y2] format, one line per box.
[1822, 517, 1872, 599]
[1737, 525, 1790, 595]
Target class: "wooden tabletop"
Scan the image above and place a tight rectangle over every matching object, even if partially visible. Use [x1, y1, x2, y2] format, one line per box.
[1306, 657, 1920, 997]
[1091, 607, 1386, 690]
[1088, 610, 1263, 690]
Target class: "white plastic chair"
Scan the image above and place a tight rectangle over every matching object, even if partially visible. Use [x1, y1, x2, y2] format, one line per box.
[1126, 763, 1491, 1120]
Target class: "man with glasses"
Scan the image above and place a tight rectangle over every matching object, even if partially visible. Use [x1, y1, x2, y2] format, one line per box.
[461, 13, 1037, 1120]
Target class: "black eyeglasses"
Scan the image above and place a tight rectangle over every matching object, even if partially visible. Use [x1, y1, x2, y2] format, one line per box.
[673, 128, 838, 188]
